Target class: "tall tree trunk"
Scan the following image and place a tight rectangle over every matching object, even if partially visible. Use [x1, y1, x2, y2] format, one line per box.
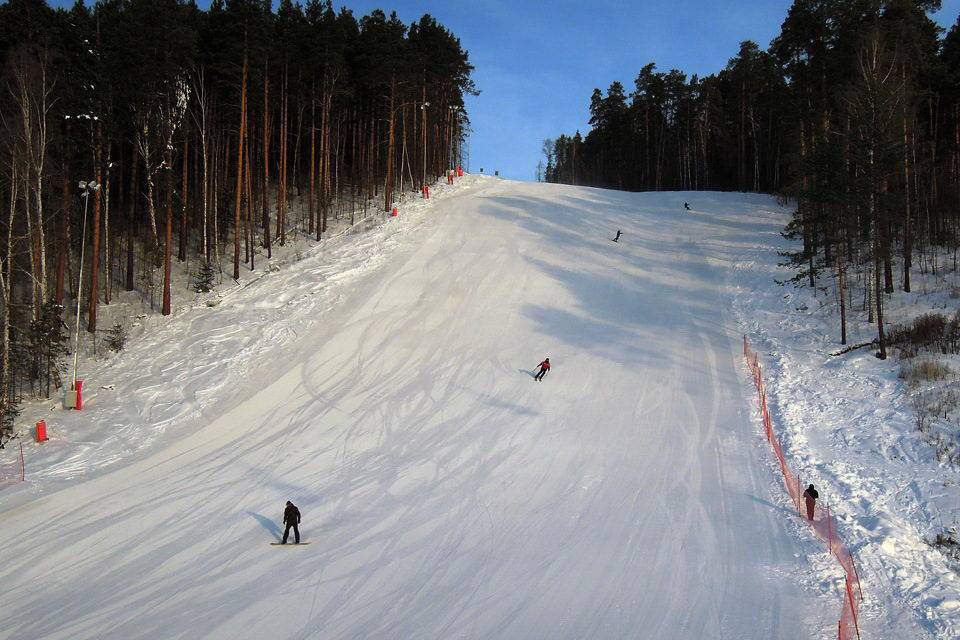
[201, 118, 209, 262]
[3, 161, 18, 413]
[262, 67, 272, 259]
[87, 126, 103, 333]
[321, 88, 332, 235]
[55, 169, 69, 306]
[245, 120, 254, 271]
[838, 253, 847, 345]
[277, 66, 288, 246]
[870, 148, 886, 360]
[883, 221, 894, 294]
[162, 137, 174, 316]
[902, 110, 913, 292]
[103, 150, 112, 305]
[126, 146, 138, 291]
[179, 137, 189, 262]
[309, 86, 316, 236]
[384, 77, 396, 213]
[233, 55, 248, 281]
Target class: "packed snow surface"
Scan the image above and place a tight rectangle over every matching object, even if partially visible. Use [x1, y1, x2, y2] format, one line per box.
[0, 177, 926, 639]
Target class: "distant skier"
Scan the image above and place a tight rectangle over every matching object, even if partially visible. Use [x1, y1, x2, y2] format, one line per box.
[613, 229, 622, 242]
[534, 358, 550, 381]
[282, 500, 301, 544]
[683, 202, 691, 211]
[802, 484, 818, 521]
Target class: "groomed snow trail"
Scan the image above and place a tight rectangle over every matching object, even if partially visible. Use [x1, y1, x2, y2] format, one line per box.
[0, 179, 826, 639]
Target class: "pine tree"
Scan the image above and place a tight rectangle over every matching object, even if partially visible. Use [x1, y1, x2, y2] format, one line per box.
[193, 260, 217, 293]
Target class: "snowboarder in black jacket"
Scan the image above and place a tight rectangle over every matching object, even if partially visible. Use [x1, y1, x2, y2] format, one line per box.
[683, 202, 691, 211]
[282, 500, 301, 544]
[802, 484, 818, 521]
[613, 229, 622, 242]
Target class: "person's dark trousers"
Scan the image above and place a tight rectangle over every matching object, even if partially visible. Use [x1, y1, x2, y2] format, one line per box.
[282, 523, 300, 544]
[535, 369, 546, 381]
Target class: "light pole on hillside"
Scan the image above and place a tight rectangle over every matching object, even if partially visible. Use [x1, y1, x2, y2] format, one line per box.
[420, 100, 430, 188]
[72, 179, 99, 392]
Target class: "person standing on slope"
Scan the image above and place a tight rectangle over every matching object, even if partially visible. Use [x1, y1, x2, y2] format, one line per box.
[613, 229, 622, 242]
[802, 484, 818, 521]
[534, 358, 551, 381]
[282, 500, 301, 544]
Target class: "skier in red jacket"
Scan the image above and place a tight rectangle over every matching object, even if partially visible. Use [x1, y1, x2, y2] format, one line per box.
[534, 358, 550, 381]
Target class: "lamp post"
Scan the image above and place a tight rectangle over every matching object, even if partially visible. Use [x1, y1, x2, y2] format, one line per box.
[420, 100, 430, 188]
[72, 180, 99, 393]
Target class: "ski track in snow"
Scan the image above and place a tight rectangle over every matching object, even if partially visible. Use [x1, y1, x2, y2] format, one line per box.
[0, 177, 906, 639]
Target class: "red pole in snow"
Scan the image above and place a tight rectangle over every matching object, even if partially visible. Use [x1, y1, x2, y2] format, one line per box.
[847, 578, 861, 640]
[851, 555, 863, 600]
[797, 475, 802, 517]
[827, 503, 833, 555]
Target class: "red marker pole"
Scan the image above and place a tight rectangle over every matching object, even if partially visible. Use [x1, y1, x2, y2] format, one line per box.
[74, 379, 84, 410]
[35, 420, 48, 443]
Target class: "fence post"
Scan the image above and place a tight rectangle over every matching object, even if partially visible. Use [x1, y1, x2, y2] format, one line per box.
[19, 439, 24, 482]
[851, 555, 863, 600]
[797, 475, 802, 517]
[847, 578, 861, 640]
[827, 503, 833, 555]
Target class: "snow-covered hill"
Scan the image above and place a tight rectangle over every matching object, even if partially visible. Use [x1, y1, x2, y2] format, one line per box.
[0, 177, 941, 639]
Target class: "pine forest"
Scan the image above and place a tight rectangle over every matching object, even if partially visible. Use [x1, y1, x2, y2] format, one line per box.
[0, 0, 476, 437]
[544, 0, 960, 360]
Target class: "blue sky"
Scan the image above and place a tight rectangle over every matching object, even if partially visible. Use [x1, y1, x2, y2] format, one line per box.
[347, 0, 960, 181]
[52, 1, 960, 181]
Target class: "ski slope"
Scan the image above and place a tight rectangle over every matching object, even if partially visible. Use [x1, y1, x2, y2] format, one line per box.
[1, 178, 839, 639]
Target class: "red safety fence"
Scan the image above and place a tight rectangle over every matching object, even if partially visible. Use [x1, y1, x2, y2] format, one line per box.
[743, 336, 862, 640]
[0, 436, 25, 489]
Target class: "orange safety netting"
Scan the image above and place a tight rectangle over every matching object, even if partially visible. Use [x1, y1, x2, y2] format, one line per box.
[743, 336, 862, 640]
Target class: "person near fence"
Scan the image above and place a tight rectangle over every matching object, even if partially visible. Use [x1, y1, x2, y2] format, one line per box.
[803, 484, 819, 521]
[534, 358, 551, 381]
[282, 500, 301, 544]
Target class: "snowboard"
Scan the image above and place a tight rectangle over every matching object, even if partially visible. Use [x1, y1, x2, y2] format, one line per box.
[270, 542, 311, 546]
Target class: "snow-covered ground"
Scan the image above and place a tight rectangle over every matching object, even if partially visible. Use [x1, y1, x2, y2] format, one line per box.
[730, 202, 960, 639]
[0, 177, 942, 638]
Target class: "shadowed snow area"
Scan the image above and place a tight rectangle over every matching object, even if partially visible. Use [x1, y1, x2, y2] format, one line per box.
[0, 177, 870, 639]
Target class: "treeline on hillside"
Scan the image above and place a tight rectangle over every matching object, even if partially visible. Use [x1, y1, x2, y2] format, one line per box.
[543, 0, 960, 359]
[0, 0, 475, 439]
